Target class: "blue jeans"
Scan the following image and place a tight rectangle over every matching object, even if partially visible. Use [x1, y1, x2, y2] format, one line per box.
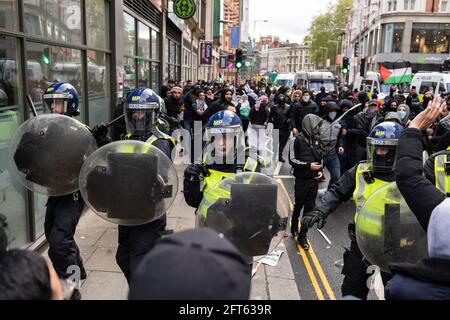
[323, 153, 341, 189]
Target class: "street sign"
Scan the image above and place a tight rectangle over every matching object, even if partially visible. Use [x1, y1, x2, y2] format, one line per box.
[220, 56, 227, 69]
[200, 42, 213, 65]
[230, 27, 239, 49]
[173, 0, 197, 20]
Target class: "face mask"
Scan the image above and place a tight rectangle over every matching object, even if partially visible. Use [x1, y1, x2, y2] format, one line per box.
[328, 112, 337, 120]
[368, 107, 377, 114]
[399, 111, 407, 120]
[303, 96, 310, 103]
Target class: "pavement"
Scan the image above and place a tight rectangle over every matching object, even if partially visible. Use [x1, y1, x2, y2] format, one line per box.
[45, 164, 301, 300]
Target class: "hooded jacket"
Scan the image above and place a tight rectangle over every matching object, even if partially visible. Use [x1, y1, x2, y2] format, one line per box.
[320, 102, 343, 156]
[290, 98, 319, 132]
[397, 104, 410, 127]
[204, 89, 233, 120]
[289, 114, 323, 179]
[385, 199, 450, 300]
[269, 95, 291, 130]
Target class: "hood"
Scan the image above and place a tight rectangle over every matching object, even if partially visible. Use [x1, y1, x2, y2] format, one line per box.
[326, 101, 340, 113]
[397, 104, 410, 124]
[220, 89, 233, 103]
[241, 94, 248, 103]
[358, 92, 369, 104]
[428, 198, 450, 259]
[384, 112, 402, 125]
[302, 114, 323, 138]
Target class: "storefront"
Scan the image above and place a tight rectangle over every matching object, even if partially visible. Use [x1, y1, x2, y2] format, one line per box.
[0, 0, 172, 249]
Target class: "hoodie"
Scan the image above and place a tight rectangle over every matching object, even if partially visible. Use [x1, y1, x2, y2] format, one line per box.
[397, 104, 410, 127]
[320, 102, 343, 156]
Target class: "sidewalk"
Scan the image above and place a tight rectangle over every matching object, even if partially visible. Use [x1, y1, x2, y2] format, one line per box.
[68, 165, 300, 300]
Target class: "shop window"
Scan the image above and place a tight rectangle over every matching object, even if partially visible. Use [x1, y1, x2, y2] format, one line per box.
[86, 0, 108, 49]
[123, 13, 136, 57]
[138, 22, 151, 60]
[88, 51, 110, 126]
[410, 23, 450, 54]
[24, 0, 82, 44]
[152, 31, 160, 61]
[0, 35, 28, 248]
[381, 23, 404, 53]
[0, 0, 19, 30]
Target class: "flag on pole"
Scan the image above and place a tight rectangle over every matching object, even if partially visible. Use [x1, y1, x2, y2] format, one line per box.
[380, 62, 413, 84]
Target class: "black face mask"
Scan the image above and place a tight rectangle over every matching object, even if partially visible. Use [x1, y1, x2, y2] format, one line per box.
[278, 99, 286, 105]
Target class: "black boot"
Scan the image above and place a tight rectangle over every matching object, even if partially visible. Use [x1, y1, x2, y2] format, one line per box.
[69, 288, 82, 300]
[290, 219, 299, 237]
[297, 234, 310, 251]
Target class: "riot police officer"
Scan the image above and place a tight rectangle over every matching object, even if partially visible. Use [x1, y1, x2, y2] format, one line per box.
[41, 82, 87, 300]
[116, 88, 176, 283]
[302, 122, 404, 299]
[183, 110, 266, 211]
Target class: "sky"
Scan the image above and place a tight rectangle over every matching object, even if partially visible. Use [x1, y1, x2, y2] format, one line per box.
[248, 0, 338, 44]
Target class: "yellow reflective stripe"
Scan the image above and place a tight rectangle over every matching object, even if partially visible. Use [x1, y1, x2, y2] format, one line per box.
[244, 157, 258, 172]
[435, 154, 446, 193]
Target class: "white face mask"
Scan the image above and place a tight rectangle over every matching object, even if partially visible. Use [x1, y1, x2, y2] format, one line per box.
[399, 111, 407, 120]
[303, 96, 310, 103]
[328, 112, 337, 120]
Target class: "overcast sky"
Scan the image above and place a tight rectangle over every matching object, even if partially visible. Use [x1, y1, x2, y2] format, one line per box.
[248, 0, 338, 43]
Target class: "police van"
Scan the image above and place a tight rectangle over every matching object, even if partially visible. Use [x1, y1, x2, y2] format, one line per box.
[411, 72, 450, 98]
[295, 71, 337, 93]
[273, 73, 295, 88]
[353, 72, 391, 100]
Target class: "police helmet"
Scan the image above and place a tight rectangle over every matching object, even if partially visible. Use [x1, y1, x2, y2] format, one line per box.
[206, 110, 243, 135]
[125, 88, 162, 136]
[42, 82, 79, 116]
[367, 122, 404, 173]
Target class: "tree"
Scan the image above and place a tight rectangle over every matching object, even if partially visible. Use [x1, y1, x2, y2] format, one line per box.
[306, 0, 353, 68]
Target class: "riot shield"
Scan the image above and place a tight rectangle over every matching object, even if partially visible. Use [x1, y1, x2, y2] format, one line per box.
[79, 140, 178, 226]
[197, 172, 289, 258]
[356, 182, 428, 272]
[9, 114, 97, 196]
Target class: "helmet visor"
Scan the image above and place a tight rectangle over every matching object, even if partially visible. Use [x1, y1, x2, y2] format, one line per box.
[367, 138, 398, 173]
[125, 104, 158, 136]
[43, 93, 70, 114]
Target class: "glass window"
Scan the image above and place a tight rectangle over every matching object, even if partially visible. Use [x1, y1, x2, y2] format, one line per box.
[442, 0, 448, 12]
[123, 13, 135, 57]
[87, 51, 110, 126]
[26, 42, 84, 120]
[419, 82, 437, 94]
[24, 0, 82, 44]
[151, 63, 160, 92]
[152, 31, 160, 61]
[138, 22, 150, 59]
[86, 0, 108, 49]
[381, 23, 404, 53]
[0, 0, 19, 30]
[410, 23, 450, 54]
[0, 35, 28, 248]
[124, 56, 136, 93]
[138, 60, 150, 88]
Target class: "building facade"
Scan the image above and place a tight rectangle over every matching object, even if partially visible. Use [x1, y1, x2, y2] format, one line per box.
[343, 0, 450, 84]
[0, 0, 213, 250]
[266, 43, 314, 73]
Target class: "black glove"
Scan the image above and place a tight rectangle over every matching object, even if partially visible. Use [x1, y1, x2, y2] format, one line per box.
[302, 210, 328, 229]
[92, 123, 111, 146]
[184, 164, 209, 182]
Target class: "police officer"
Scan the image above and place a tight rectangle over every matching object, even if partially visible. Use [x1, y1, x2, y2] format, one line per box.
[301, 122, 404, 299]
[41, 82, 88, 300]
[183, 110, 265, 213]
[116, 88, 176, 283]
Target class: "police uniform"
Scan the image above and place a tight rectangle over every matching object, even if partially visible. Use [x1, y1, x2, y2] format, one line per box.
[115, 88, 176, 283]
[302, 122, 404, 299]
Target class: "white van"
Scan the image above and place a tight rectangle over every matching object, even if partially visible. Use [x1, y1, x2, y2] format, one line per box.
[354, 72, 391, 100]
[411, 72, 450, 97]
[295, 71, 337, 93]
[273, 73, 295, 88]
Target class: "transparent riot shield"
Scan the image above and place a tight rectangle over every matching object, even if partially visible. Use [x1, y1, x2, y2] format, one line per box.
[9, 114, 97, 196]
[197, 172, 289, 258]
[356, 182, 428, 272]
[79, 140, 178, 226]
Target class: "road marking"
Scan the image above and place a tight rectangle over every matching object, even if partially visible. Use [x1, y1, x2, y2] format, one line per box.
[318, 229, 332, 245]
[308, 242, 337, 300]
[277, 178, 336, 300]
[297, 244, 325, 300]
[274, 162, 282, 176]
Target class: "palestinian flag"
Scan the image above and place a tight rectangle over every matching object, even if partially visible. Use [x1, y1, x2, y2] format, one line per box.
[380, 62, 413, 84]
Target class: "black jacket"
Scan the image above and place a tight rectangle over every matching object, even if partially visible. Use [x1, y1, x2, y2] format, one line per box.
[395, 128, 446, 231]
[290, 101, 319, 131]
[385, 258, 450, 300]
[249, 105, 270, 126]
[289, 133, 322, 179]
[164, 96, 184, 119]
[269, 103, 292, 131]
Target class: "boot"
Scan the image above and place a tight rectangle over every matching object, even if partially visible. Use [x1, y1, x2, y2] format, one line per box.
[297, 234, 310, 251]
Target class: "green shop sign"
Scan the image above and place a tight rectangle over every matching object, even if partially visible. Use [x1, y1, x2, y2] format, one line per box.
[173, 0, 197, 20]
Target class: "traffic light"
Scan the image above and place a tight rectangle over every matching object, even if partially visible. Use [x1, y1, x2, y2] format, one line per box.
[342, 57, 349, 74]
[235, 48, 243, 71]
[42, 48, 51, 65]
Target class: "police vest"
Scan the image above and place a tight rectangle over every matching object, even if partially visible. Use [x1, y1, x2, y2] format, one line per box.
[434, 146, 450, 195]
[125, 129, 177, 148]
[0, 110, 18, 149]
[198, 154, 263, 219]
[353, 162, 393, 237]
